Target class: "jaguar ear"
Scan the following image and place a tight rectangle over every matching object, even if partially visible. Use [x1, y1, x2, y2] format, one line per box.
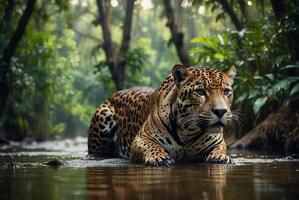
[224, 65, 236, 83]
[172, 64, 188, 86]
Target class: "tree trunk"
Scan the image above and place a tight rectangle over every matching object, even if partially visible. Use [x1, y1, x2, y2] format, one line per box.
[238, 0, 250, 26]
[270, 0, 286, 21]
[117, 0, 135, 89]
[96, 0, 118, 87]
[217, 0, 244, 59]
[0, 0, 36, 112]
[163, 0, 190, 67]
[1, 0, 16, 27]
[96, 0, 135, 90]
[104, 0, 112, 27]
[218, 0, 243, 31]
[176, 0, 184, 29]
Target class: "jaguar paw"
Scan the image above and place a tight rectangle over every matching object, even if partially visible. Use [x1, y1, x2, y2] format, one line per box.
[205, 154, 233, 164]
[145, 155, 175, 167]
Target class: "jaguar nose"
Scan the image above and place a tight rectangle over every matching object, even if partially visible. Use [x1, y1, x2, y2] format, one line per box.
[211, 109, 227, 118]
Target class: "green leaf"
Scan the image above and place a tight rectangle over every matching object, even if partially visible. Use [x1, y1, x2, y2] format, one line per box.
[280, 63, 299, 70]
[253, 97, 268, 114]
[235, 93, 248, 104]
[271, 76, 299, 94]
[191, 36, 206, 43]
[273, 55, 286, 67]
[238, 29, 247, 38]
[50, 123, 65, 135]
[214, 53, 224, 60]
[217, 34, 224, 45]
[190, 47, 205, 53]
[216, 13, 225, 22]
[248, 89, 261, 99]
[291, 83, 299, 95]
[265, 74, 274, 80]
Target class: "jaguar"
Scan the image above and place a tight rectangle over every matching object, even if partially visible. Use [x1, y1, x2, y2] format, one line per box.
[88, 64, 236, 166]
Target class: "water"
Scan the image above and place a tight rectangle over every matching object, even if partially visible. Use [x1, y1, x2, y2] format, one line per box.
[0, 138, 299, 200]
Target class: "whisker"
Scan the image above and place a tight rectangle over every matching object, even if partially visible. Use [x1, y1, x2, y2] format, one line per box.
[229, 114, 243, 129]
[232, 110, 246, 116]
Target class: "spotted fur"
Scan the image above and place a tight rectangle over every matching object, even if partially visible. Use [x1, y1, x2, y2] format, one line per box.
[88, 64, 236, 166]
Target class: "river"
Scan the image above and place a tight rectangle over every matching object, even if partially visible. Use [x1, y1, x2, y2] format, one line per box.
[0, 137, 299, 200]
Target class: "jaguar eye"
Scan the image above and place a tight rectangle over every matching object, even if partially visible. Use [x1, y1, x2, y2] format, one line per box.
[196, 89, 206, 96]
[223, 88, 231, 96]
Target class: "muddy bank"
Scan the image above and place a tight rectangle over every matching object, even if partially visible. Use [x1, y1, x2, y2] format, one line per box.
[230, 107, 299, 153]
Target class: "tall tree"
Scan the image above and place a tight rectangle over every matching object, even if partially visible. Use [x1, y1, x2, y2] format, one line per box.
[217, 0, 243, 31]
[96, 0, 135, 90]
[0, 0, 36, 112]
[163, 0, 191, 66]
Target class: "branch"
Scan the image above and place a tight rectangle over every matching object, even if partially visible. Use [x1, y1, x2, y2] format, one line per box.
[218, 0, 243, 31]
[72, 27, 101, 42]
[96, 0, 136, 90]
[0, 0, 36, 112]
[119, 0, 135, 60]
[1, 0, 36, 66]
[96, 0, 116, 69]
[163, 0, 190, 66]
[96, 0, 126, 90]
[1, 0, 16, 26]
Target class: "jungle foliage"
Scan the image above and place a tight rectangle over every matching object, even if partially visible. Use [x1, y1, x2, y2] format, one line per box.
[190, 0, 299, 132]
[0, 0, 298, 140]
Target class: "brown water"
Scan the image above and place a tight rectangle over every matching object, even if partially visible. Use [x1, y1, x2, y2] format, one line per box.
[0, 138, 299, 200]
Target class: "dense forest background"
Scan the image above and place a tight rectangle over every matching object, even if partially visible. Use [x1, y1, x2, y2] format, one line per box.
[0, 0, 298, 149]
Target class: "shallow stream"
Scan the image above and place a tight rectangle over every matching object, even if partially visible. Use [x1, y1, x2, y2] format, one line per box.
[0, 137, 299, 200]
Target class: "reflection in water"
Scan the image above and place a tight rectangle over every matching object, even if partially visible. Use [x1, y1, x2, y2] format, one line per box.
[0, 163, 299, 200]
[86, 165, 229, 200]
[1, 143, 299, 200]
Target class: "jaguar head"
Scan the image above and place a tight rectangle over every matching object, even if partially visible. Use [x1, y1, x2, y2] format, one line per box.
[172, 64, 236, 130]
